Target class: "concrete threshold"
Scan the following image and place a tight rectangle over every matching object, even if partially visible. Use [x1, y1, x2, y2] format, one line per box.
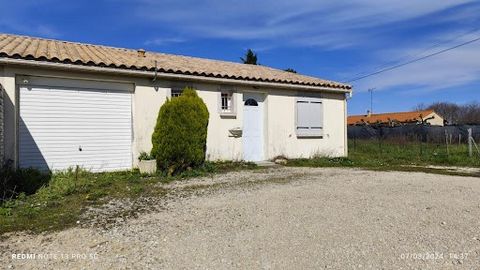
[254, 161, 280, 167]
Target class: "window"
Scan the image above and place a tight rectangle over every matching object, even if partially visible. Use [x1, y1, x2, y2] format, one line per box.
[221, 92, 232, 111]
[244, 98, 258, 106]
[219, 90, 236, 116]
[296, 97, 323, 137]
[170, 87, 183, 98]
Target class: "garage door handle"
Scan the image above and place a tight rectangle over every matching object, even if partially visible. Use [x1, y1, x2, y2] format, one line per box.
[79, 146, 83, 152]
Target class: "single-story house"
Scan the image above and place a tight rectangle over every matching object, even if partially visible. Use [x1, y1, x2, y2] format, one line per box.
[348, 110, 444, 127]
[0, 33, 352, 172]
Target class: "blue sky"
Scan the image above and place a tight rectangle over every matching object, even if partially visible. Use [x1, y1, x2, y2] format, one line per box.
[1, 0, 479, 115]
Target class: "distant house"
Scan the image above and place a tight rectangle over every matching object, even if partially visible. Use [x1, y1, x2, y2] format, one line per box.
[348, 110, 444, 127]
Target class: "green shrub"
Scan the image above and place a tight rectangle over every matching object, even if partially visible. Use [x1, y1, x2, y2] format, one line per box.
[0, 166, 51, 203]
[151, 87, 209, 175]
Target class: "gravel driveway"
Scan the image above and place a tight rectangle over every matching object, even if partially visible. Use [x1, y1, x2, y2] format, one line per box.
[1, 167, 480, 269]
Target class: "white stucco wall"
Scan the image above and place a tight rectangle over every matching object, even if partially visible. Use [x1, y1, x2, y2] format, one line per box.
[0, 65, 348, 168]
[132, 82, 245, 162]
[0, 66, 16, 164]
[266, 90, 347, 158]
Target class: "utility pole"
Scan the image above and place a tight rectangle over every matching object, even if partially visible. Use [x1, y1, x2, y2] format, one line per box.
[368, 88, 375, 114]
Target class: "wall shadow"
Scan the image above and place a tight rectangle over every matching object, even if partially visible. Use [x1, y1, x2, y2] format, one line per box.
[18, 117, 50, 171]
[1, 116, 51, 203]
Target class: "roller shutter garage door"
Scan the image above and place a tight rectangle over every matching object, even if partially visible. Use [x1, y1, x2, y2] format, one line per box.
[19, 77, 133, 172]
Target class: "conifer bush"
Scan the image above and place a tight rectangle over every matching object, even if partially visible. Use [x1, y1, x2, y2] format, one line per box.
[151, 87, 209, 175]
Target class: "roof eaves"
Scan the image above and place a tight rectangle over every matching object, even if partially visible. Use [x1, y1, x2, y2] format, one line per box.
[0, 56, 352, 93]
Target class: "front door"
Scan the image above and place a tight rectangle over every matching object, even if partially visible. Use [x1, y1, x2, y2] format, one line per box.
[243, 93, 264, 161]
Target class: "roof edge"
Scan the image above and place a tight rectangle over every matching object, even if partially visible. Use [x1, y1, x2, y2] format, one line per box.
[0, 57, 352, 93]
[349, 109, 435, 118]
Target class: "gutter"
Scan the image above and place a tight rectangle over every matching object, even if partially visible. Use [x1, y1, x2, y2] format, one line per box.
[344, 91, 353, 156]
[343, 97, 348, 157]
[0, 58, 352, 94]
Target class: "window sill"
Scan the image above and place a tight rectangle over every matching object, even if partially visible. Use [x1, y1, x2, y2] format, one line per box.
[220, 112, 237, 118]
[296, 133, 323, 138]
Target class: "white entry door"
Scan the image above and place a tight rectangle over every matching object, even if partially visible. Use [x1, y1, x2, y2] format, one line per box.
[243, 93, 264, 161]
[19, 79, 133, 172]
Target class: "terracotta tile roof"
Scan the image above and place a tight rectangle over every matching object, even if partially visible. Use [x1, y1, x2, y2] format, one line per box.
[0, 33, 351, 90]
[348, 110, 435, 125]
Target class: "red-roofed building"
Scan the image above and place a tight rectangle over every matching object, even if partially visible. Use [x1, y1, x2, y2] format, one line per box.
[348, 110, 444, 126]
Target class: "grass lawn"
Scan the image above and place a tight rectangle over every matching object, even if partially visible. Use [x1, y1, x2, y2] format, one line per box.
[288, 139, 480, 175]
[0, 162, 256, 235]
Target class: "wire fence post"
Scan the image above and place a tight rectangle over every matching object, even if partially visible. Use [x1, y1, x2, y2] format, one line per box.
[468, 128, 473, 157]
[445, 130, 450, 158]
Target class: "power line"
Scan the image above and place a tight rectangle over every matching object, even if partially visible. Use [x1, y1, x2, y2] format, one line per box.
[347, 35, 480, 83]
[345, 27, 480, 81]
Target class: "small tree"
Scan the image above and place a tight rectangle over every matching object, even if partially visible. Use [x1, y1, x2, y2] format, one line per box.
[284, 68, 297, 73]
[241, 49, 258, 65]
[151, 88, 209, 175]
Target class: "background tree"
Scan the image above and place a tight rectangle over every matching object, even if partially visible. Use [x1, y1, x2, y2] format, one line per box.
[241, 49, 258, 65]
[413, 103, 426, 111]
[426, 102, 460, 125]
[284, 68, 297, 73]
[414, 101, 480, 125]
[458, 102, 480, 124]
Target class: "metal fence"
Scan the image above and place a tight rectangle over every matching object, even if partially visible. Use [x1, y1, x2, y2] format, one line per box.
[348, 125, 480, 143]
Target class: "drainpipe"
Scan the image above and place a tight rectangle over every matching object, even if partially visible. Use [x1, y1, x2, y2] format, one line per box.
[344, 92, 353, 157]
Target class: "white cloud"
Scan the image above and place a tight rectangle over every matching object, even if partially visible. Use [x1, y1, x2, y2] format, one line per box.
[350, 32, 480, 93]
[0, 0, 61, 38]
[1, 0, 478, 95]
[34, 25, 61, 38]
[133, 0, 474, 49]
[133, 0, 480, 93]
[144, 37, 186, 46]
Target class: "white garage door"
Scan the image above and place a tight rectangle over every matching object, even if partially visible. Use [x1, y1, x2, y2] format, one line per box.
[19, 78, 133, 172]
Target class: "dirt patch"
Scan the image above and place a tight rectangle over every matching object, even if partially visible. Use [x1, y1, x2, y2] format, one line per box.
[422, 165, 480, 175]
[404, 165, 480, 177]
[1, 167, 480, 269]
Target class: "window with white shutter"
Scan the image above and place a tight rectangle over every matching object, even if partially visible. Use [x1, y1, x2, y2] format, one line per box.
[296, 97, 323, 137]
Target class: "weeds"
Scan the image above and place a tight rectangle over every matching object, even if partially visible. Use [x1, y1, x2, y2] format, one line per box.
[288, 140, 480, 172]
[0, 161, 256, 234]
[1, 166, 51, 203]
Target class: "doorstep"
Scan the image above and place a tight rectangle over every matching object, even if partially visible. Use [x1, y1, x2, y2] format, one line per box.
[254, 161, 281, 167]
